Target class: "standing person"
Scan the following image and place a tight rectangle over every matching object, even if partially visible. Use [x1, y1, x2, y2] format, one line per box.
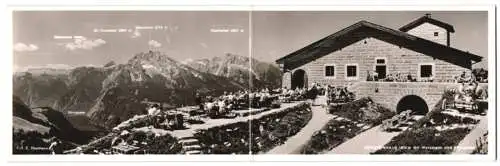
[206, 101, 216, 118]
[195, 92, 203, 110]
[148, 104, 160, 115]
[309, 85, 319, 106]
[49, 138, 63, 154]
[148, 104, 161, 125]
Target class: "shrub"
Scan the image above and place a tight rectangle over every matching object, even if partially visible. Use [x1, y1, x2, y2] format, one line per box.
[79, 133, 117, 153]
[372, 127, 471, 154]
[125, 130, 148, 144]
[144, 135, 181, 154]
[194, 103, 312, 154]
[329, 97, 394, 125]
[301, 119, 364, 154]
[195, 122, 250, 154]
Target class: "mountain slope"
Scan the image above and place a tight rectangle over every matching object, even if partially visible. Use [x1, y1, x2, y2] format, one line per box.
[12, 96, 92, 144]
[13, 72, 69, 108]
[87, 51, 246, 129]
[13, 51, 267, 130]
[54, 66, 112, 112]
[184, 53, 282, 89]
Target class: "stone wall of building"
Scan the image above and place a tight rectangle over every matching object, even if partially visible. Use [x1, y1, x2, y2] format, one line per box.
[281, 35, 469, 89]
[406, 22, 449, 46]
[282, 72, 292, 89]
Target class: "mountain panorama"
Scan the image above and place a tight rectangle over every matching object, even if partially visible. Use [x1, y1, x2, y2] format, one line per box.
[13, 51, 282, 130]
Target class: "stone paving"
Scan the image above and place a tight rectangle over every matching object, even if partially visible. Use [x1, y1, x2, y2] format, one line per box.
[452, 111, 488, 154]
[328, 124, 402, 154]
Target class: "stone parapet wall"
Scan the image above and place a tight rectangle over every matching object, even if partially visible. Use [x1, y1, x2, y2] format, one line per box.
[349, 82, 459, 112]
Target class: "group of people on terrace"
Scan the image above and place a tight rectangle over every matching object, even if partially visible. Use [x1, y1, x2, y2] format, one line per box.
[145, 104, 185, 130]
[279, 82, 357, 106]
[325, 85, 355, 104]
[279, 87, 310, 102]
[454, 71, 488, 103]
[367, 71, 423, 82]
[279, 82, 324, 105]
[193, 84, 326, 118]
[194, 89, 284, 118]
[366, 69, 487, 83]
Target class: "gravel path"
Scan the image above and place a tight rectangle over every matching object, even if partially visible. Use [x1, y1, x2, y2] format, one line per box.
[328, 124, 402, 154]
[452, 111, 488, 154]
[267, 96, 332, 154]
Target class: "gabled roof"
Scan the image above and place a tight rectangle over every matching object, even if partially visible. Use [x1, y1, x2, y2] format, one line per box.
[276, 21, 481, 71]
[399, 15, 455, 33]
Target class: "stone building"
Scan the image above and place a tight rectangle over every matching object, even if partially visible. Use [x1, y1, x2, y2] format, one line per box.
[276, 14, 482, 89]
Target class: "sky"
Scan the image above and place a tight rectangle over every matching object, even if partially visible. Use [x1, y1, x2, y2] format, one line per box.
[13, 11, 488, 70]
[13, 11, 250, 70]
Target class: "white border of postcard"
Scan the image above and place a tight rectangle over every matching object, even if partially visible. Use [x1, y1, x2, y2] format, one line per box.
[4, 4, 497, 162]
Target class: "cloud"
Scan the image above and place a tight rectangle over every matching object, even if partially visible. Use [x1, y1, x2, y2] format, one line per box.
[148, 40, 162, 48]
[131, 29, 141, 38]
[181, 58, 193, 64]
[64, 37, 106, 50]
[200, 42, 208, 49]
[14, 43, 39, 52]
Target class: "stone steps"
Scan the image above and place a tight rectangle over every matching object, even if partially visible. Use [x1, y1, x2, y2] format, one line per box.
[185, 150, 202, 155]
[183, 144, 202, 151]
[177, 134, 203, 154]
[179, 138, 199, 146]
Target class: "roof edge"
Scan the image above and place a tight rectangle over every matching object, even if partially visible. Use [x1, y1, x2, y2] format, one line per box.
[275, 20, 369, 63]
[399, 15, 455, 33]
[276, 20, 480, 70]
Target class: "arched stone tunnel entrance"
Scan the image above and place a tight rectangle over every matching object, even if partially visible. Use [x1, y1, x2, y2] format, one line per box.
[291, 69, 307, 90]
[396, 95, 429, 115]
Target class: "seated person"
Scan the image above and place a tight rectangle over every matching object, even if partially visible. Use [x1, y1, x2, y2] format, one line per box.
[227, 92, 235, 102]
[286, 89, 294, 97]
[475, 85, 488, 99]
[463, 82, 478, 102]
[148, 104, 161, 116]
[260, 93, 270, 107]
[205, 102, 216, 112]
[218, 100, 228, 114]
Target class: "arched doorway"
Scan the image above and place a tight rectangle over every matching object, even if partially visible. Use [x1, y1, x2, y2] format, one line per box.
[291, 69, 307, 90]
[396, 95, 429, 115]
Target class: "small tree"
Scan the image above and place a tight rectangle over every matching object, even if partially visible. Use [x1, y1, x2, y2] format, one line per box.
[472, 68, 488, 82]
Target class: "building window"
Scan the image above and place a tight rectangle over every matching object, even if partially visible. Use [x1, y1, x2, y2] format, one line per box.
[434, 32, 439, 36]
[346, 64, 358, 79]
[419, 64, 434, 78]
[375, 57, 387, 79]
[324, 65, 335, 77]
